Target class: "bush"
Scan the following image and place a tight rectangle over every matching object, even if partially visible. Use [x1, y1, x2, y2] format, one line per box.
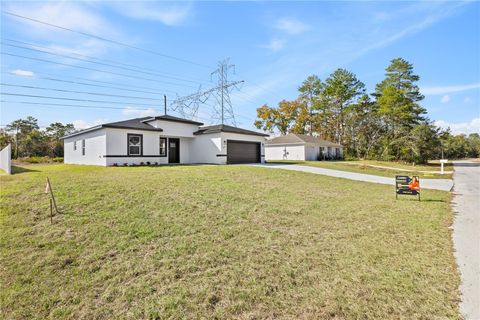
[140, 162, 145, 166]
[124, 163, 128, 167]
[20, 156, 50, 164]
[146, 161, 151, 165]
[52, 157, 63, 163]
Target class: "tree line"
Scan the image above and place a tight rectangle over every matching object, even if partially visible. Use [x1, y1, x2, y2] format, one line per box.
[0, 58, 478, 163]
[254, 57, 480, 163]
[0, 116, 75, 158]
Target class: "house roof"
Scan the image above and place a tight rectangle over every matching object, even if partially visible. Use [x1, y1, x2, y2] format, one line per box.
[61, 116, 167, 139]
[142, 115, 204, 126]
[265, 133, 342, 147]
[194, 124, 269, 137]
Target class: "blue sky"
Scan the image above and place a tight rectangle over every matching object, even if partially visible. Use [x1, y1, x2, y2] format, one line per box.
[1, 1, 479, 134]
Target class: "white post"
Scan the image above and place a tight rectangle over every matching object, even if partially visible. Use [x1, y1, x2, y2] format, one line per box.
[440, 159, 448, 175]
[0, 144, 12, 175]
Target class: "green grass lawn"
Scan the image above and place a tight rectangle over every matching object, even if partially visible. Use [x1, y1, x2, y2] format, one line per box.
[268, 160, 454, 179]
[0, 164, 460, 319]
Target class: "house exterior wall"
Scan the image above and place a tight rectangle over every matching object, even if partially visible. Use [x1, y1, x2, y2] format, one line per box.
[223, 132, 266, 164]
[189, 132, 266, 164]
[265, 143, 343, 161]
[105, 128, 193, 166]
[265, 144, 306, 161]
[64, 129, 107, 166]
[305, 143, 320, 161]
[189, 132, 223, 164]
[64, 125, 266, 166]
[146, 120, 198, 137]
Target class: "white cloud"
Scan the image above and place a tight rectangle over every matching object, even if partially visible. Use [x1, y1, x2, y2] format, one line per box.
[4, 2, 112, 36]
[41, 39, 110, 60]
[122, 107, 158, 118]
[73, 119, 106, 130]
[11, 69, 35, 77]
[274, 18, 310, 35]
[3, 2, 121, 65]
[261, 39, 285, 52]
[435, 118, 480, 135]
[421, 83, 480, 95]
[111, 2, 192, 26]
[354, 2, 469, 60]
[440, 95, 450, 103]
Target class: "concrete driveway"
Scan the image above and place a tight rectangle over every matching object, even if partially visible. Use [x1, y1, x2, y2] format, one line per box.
[250, 163, 453, 191]
[451, 161, 480, 320]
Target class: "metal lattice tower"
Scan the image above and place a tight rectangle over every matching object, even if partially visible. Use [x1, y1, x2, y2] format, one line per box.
[170, 58, 244, 126]
[210, 59, 243, 125]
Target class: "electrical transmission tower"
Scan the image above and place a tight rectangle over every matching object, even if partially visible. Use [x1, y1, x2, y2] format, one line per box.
[170, 59, 244, 126]
[210, 59, 244, 125]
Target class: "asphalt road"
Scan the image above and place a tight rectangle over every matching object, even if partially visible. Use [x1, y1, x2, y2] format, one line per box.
[451, 161, 480, 320]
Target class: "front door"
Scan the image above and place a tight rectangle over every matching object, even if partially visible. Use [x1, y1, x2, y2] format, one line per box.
[168, 138, 180, 164]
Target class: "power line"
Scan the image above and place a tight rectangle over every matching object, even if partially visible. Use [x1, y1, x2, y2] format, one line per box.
[2, 70, 256, 122]
[1, 93, 161, 107]
[1, 52, 198, 88]
[3, 38, 208, 83]
[1, 83, 166, 102]
[2, 11, 212, 69]
[1, 100, 156, 111]
[2, 40, 209, 85]
[1, 69, 188, 96]
[1, 72, 173, 95]
[1, 100, 213, 124]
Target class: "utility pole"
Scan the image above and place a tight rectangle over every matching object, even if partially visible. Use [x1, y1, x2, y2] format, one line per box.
[164, 95, 167, 115]
[15, 126, 19, 159]
[220, 63, 224, 124]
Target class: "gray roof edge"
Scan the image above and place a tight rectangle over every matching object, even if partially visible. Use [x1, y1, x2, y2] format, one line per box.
[61, 125, 104, 139]
[152, 115, 204, 125]
[194, 126, 269, 137]
[61, 123, 163, 139]
[265, 142, 306, 146]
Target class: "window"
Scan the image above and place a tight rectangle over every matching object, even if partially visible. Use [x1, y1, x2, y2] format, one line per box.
[127, 134, 143, 156]
[74, 141, 77, 151]
[81, 139, 85, 156]
[159, 137, 167, 156]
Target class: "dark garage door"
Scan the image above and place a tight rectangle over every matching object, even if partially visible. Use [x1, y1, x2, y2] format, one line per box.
[227, 140, 260, 164]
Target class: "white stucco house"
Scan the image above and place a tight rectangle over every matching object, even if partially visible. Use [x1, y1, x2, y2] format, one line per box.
[265, 133, 343, 161]
[62, 115, 268, 166]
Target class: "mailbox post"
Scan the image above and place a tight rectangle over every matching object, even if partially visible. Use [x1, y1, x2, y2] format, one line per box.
[440, 159, 448, 175]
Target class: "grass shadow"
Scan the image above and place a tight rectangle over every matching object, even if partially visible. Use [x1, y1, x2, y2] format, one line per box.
[11, 166, 39, 174]
[397, 197, 446, 203]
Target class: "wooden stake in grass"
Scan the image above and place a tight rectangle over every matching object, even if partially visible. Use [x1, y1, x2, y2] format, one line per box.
[50, 198, 53, 224]
[45, 177, 61, 214]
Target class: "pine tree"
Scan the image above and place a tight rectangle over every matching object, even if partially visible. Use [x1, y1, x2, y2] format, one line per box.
[374, 58, 426, 159]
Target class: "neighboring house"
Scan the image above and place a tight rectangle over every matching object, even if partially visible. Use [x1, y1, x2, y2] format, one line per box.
[265, 133, 343, 161]
[62, 115, 268, 166]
